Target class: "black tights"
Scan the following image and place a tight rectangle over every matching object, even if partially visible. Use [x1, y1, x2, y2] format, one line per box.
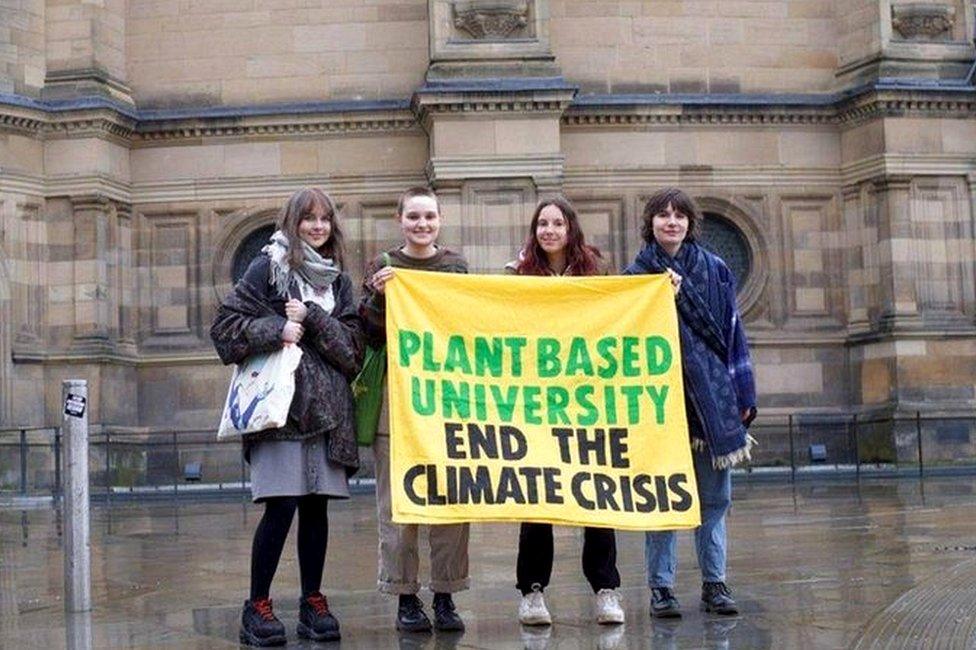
[250, 495, 330, 601]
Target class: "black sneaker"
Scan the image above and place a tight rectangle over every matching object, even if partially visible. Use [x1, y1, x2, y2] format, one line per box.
[432, 592, 465, 632]
[240, 598, 287, 647]
[298, 591, 341, 642]
[700, 581, 739, 615]
[650, 587, 682, 619]
[397, 594, 432, 633]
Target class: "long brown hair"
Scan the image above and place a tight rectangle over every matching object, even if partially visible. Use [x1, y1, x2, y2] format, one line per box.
[515, 196, 602, 276]
[640, 187, 702, 246]
[277, 187, 345, 268]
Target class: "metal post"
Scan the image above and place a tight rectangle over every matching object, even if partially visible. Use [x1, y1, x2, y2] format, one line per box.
[62, 379, 91, 613]
[851, 414, 860, 480]
[104, 431, 111, 509]
[19, 429, 28, 496]
[916, 410, 924, 479]
[788, 414, 796, 482]
[173, 431, 180, 535]
[53, 428, 62, 503]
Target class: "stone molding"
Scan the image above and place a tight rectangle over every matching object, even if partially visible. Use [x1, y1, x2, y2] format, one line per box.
[2, 84, 972, 144]
[425, 153, 565, 185]
[452, 0, 531, 39]
[891, 3, 956, 40]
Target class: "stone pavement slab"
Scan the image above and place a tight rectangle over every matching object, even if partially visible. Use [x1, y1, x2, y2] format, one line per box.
[3, 477, 976, 648]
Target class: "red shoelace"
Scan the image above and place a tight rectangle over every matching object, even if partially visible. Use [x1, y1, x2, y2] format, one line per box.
[306, 592, 330, 616]
[253, 598, 276, 621]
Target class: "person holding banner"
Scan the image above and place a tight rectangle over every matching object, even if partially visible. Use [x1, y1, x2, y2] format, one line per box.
[624, 188, 757, 619]
[211, 187, 363, 646]
[360, 186, 470, 633]
[507, 196, 625, 627]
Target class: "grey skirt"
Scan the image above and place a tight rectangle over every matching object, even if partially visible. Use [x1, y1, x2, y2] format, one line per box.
[249, 435, 350, 502]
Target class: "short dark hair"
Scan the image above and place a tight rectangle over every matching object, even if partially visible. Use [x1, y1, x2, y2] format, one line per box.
[640, 187, 702, 246]
[396, 186, 440, 217]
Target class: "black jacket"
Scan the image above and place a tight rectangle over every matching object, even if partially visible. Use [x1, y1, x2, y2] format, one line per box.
[210, 255, 364, 474]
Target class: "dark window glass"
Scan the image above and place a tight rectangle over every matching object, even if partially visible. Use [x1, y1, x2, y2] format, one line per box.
[700, 213, 751, 289]
[231, 225, 275, 284]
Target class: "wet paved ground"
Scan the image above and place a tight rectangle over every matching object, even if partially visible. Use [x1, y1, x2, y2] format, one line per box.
[3, 477, 976, 649]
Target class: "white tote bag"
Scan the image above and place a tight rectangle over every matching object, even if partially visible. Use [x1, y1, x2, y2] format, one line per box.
[216, 343, 304, 439]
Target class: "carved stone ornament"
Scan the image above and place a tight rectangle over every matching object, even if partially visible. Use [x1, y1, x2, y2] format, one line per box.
[891, 3, 956, 40]
[452, 0, 530, 39]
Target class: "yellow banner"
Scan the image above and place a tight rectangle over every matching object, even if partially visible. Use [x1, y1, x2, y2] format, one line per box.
[387, 269, 700, 531]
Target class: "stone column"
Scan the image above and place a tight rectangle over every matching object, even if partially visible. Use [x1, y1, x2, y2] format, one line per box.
[872, 175, 918, 331]
[70, 196, 113, 353]
[418, 0, 574, 272]
[43, 0, 133, 104]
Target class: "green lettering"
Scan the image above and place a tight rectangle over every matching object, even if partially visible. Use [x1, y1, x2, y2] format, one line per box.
[523, 386, 543, 425]
[505, 337, 527, 377]
[422, 331, 440, 371]
[621, 336, 640, 377]
[490, 384, 520, 423]
[474, 337, 503, 377]
[646, 385, 669, 425]
[645, 336, 672, 375]
[410, 377, 435, 415]
[399, 329, 421, 367]
[545, 386, 571, 425]
[441, 380, 470, 419]
[565, 337, 595, 376]
[537, 338, 561, 378]
[575, 385, 599, 426]
[444, 335, 472, 374]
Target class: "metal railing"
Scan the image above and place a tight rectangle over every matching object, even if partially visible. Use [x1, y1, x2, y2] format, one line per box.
[3, 411, 976, 498]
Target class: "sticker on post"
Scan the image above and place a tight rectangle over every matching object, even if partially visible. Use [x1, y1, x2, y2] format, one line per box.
[64, 394, 87, 418]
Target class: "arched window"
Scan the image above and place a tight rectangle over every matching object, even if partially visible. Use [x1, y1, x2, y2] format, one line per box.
[700, 212, 752, 289]
[231, 225, 275, 284]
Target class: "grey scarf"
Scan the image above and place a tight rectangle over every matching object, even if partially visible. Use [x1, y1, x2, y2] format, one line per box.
[263, 230, 340, 298]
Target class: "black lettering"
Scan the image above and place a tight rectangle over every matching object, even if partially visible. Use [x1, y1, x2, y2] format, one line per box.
[468, 422, 497, 459]
[593, 473, 620, 511]
[404, 465, 427, 506]
[619, 475, 634, 512]
[518, 467, 542, 503]
[668, 473, 693, 512]
[500, 425, 527, 460]
[551, 428, 574, 463]
[571, 472, 595, 510]
[633, 475, 656, 513]
[608, 428, 629, 468]
[495, 466, 526, 504]
[577, 427, 607, 466]
[427, 465, 446, 505]
[458, 465, 495, 504]
[543, 468, 563, 504]
[444, 422, 465, 459]
[654, 475, 670, 513]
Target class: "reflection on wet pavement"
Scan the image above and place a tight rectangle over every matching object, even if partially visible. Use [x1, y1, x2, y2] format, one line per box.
[3, 477, 976, 648]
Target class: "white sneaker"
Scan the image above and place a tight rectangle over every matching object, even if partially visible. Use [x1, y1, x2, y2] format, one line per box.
[518, 588, 552, 626]
[595, 588, 625, 624]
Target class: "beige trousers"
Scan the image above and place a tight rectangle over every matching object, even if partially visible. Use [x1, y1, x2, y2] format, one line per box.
[373, 434, 470, 594]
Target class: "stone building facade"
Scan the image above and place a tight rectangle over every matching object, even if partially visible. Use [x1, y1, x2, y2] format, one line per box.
[0, 0, 975, 465]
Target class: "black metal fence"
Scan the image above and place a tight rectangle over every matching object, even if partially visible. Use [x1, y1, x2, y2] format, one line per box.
[2, 412, 976, 499]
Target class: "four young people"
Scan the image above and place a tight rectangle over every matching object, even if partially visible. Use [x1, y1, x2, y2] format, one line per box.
[211, 185, 756, 647]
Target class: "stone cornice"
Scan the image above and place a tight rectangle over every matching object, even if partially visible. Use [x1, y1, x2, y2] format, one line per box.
[1, 80, 973, 145]
[412, 77, 578, 129]
[564, 82, 976, 128]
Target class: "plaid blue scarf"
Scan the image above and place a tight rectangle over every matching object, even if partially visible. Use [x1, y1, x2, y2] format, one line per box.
[625, 241, 755, 468]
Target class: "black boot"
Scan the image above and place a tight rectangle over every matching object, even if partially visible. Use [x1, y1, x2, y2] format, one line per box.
[700, 581, 738, 615]
[650, 587, 682, 619]
[240, 599, 287, 647]
[397, 594, 432, 633]
[298, 591, 341, 641]
[432, 592, 465, 632]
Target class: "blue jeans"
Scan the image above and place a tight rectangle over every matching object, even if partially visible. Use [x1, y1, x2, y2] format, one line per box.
[645, 449, 732, 587]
